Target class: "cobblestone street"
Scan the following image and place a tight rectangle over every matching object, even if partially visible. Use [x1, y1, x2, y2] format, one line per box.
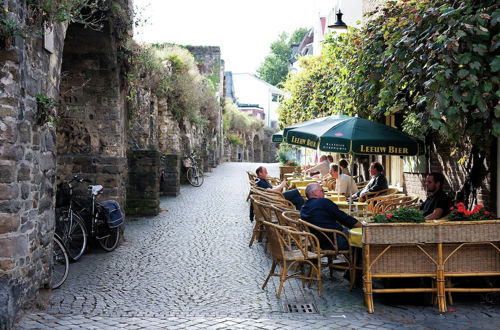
[16, 163, 500, 329]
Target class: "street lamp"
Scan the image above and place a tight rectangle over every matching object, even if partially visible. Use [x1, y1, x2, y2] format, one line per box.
[328, 9, 348, 31]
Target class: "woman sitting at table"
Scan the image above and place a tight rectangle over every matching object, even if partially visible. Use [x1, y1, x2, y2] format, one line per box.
[301, 183, 361, 250]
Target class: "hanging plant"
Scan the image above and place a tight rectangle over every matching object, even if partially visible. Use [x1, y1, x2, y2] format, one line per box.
[36, 93, 58, 126]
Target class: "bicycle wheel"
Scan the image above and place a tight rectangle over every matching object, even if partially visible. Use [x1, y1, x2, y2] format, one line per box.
[97, 226, 121, 252]
[187, 166, 204, 187]
[56, 210, 87, 261]
[50, 234, 69, 289]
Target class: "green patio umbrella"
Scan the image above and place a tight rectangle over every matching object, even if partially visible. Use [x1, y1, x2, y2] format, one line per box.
[284, 115, 424, 156]
[272, 130, 283, 143]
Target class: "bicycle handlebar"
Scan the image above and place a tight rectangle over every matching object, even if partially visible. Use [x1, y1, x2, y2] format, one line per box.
[69, 175, 91, 184]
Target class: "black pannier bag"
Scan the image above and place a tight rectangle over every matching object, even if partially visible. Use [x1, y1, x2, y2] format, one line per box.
[98, 200, 124, 228]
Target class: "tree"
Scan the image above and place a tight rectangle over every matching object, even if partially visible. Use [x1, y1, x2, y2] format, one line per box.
[257, 28, 309, 86]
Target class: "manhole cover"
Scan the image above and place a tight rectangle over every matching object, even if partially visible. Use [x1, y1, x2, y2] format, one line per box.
[283, 303, 317, 313]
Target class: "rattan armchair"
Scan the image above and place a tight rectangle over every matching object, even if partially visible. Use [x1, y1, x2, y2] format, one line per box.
[296, 219, 357, 288]
[249, 195, 274, 247]
[359, 187, 399, 203]
[261, 221, 322, 298]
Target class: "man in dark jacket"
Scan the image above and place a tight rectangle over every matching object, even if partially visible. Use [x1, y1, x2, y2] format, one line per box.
[352, 162, 388, 202]
[255, 166, 304, 210]
[421, 172, 452, 220]
[301, 183, 361, 250]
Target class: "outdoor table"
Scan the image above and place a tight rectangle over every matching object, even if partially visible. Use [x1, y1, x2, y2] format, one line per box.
[349, 227, 362, 248]
[325, 195, 347, 202]
[289, 178, 318, 189]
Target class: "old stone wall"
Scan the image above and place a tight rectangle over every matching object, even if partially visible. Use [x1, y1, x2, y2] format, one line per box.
[56, 21, 127, 206]
[0, 6, 66, 328]
[126, 150, 160, 216]
[0, 1, 132, 327]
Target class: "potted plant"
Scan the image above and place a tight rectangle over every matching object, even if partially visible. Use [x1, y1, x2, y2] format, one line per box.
[448, 203, 495, 221]
[276, 144, 300, 180]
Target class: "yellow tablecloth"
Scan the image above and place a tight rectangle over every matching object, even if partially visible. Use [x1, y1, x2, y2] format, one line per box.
[349, 228, 362, 248]
[289, 179, 318, 188]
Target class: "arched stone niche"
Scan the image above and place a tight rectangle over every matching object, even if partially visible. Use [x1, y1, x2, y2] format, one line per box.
[56, 21, 127, 205]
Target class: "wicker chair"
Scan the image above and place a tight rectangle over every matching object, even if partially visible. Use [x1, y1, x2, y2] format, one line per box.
[367, 194, 407, 214]
[356, 181, 369, 189]
[279, 210, 303, 229]
[380, 195, 420, 213]
[249, 195, 275, 247]
[296, 219, 357, 288]
[261, 221, 322, 298]
[359, 187, 399, 203]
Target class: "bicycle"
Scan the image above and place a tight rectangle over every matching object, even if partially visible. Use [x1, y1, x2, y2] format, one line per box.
[183, 151, 204, 187]
[50, 233, 69, 289]
[55, 176, 88, 261]
[57, 175, 123, 256]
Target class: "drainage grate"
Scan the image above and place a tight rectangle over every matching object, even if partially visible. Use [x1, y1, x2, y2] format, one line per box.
[283, 303, 317, 313]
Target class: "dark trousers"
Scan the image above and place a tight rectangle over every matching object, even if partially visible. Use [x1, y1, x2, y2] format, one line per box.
[283, 189, 305, 210]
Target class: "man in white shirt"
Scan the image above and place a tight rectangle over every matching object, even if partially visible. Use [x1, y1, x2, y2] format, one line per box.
[305, 155, 330, 177]
[330, 164, 358, 197]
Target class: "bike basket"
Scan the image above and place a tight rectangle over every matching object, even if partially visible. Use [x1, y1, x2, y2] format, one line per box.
[98, 200, 124, 228]
[182, 157, 192, 168]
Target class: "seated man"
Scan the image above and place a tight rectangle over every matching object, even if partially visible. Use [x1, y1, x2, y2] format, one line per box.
[304, 155, 330, 178]
[330, 164, 358, 197]
[256, 166, 304, 210]
[421, 172, 452, 220]
[301, 183, 361, 250]
[351, 162, 388, 202]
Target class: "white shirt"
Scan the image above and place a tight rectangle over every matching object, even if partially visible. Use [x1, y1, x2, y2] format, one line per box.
[307, 160, 330, 177]
[337, 174, 358, 196]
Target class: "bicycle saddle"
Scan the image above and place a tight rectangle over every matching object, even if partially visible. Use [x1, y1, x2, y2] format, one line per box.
[89, 185, 103, 195]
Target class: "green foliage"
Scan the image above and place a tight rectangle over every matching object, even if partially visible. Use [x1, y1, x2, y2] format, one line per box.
[372, 207, 426, 223]
[26, 0, 108, 30]
[125, 41, 220, 127]
[279, 0, 499, 152]
[223, 100, 263, 134]
[35, 93, 58, 125]
[226, 133, 243, 146]
[257, 28, 308, 86]
[278, 28, 363, 127]
[352, 0, 499, 150]
[289, 28, 309, 45]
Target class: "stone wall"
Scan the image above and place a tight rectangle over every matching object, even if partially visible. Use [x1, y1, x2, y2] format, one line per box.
[126, 150, 160, 216]
[160, 154, 181, 196]
[0, 1, 132, 327]
[56, 21, 127, 205]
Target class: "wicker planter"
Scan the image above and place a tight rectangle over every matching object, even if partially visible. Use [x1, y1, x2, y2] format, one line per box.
[362, 220, 500, 313]
[279, 166, 300, 181]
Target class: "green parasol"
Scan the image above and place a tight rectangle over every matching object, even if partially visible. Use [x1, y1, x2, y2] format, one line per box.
[272, 130, 283, 143]
[284, 115, 424, 156]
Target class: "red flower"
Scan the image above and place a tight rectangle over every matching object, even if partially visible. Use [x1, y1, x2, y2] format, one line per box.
[449, 206, 454, 210]
[386, 213, 393, 219]
[456, 202, 465, 208]
[484, 211, 489, 215]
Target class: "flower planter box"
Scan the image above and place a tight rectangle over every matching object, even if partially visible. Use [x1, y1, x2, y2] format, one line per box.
[362, 220, 500, 313]
[279, 166, 300, 181]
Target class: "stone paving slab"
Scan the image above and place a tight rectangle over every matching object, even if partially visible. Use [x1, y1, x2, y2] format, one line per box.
[14, 162, 500, 329]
